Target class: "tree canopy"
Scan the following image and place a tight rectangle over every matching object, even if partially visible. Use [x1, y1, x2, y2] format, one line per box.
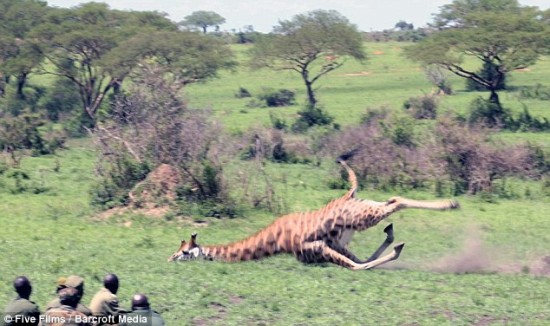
[27, 3, 233, 127]
[405, 0, 550, 111]
[249, 10, 365, 107]
[0, 0, 49, 98]
[179, 11, 226, 33]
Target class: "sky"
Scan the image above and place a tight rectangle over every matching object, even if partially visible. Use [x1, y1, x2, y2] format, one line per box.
[46, 0, 550, 32]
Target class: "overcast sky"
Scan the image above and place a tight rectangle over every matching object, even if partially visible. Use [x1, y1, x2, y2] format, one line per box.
[46, 0, 550, 32]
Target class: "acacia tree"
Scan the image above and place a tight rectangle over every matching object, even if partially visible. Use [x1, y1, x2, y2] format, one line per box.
[30, 3, 234, 128]
[405, 0, 550, 111]
[179, 11, 226, 33]
[249, 10, 365, 107]
[0, 0, 48, 99]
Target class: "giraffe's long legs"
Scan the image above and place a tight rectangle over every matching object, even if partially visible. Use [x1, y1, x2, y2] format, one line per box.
[366, 223, 395, 262]
[327, 241, 363, 263]
[300, 241, 405, 270]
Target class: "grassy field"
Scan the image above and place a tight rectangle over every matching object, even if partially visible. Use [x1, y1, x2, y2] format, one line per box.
[2, 42, 550, 325]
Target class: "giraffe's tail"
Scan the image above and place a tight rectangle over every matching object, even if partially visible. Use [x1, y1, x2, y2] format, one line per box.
[336, 149, 360, 198]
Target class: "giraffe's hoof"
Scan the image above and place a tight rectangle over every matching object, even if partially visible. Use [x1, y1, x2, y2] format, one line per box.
[392, 242, 405, 260]
[383, 223, 394, 242]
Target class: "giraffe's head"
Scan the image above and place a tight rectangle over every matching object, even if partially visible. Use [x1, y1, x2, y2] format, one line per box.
[167, 232, 204, 262]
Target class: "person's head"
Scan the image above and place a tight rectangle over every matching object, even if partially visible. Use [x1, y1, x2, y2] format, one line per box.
[65, 275, 85, 299]
[58, 287, 80, 308]
[13, 276, 32, 299]
[56, 277, 67, 293]
[131, 294, 150, 310]
[103, 274, 119, 295]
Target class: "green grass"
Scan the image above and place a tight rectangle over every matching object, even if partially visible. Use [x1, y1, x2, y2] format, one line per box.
[2, 42, 550, 325]
[1, 142, 549, 325]
[186, 42, 550, 133]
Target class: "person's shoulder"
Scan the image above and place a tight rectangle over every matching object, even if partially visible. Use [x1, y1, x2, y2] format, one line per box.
[8, 298, 39, 313]
[101, 288, 117, 301]
[151, 311, 165, 325]
[45, 297, 60, 310]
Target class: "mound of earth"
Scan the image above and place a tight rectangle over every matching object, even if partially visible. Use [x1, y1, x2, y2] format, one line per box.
[129, 163, 182, 209]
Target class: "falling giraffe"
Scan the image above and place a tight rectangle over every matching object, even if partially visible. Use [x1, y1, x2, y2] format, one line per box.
[168, 152, 460, 270]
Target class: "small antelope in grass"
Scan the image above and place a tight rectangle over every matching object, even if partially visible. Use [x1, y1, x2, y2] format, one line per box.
[168, 152, 459, 270]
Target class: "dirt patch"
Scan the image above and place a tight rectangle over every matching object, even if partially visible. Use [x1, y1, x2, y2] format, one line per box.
[341, 71, 371, 77]
[93, 205, 171, 222]
[372, 51, 384, 55]
[193, 302, 227, 326]
[473, 316, 510, 326]
[425, 226, 550, 277]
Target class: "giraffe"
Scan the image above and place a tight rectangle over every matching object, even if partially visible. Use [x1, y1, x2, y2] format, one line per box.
[168, 153, 460, 270]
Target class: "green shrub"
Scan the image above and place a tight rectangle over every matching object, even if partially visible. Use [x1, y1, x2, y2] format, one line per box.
[235, 87, 252, 98]
[468, 98, 550, 131]
[269, 112, 288, 130]
[39, 77, 80, 122]
[292, 105, 334, 132]
[468, 97, 511, 128]
[258, 88, 296, 107]
[518, 83, 550, 101]
[90, 157, 151, 208]
[510, 106, 550, 132]
[403, 95, 438, 119]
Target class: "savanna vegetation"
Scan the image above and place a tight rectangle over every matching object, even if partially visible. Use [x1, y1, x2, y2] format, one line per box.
[1, 0, 550, 324]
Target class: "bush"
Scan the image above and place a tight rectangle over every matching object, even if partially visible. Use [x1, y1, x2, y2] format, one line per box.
[424, 65, 453, 95]
[468, 97, 511, 128]
[235, 87, 252, 98]
[323, 116, 433, 191]
[0, 111, 66, 165]
[403, 95, 438, 119]
[468, 98, 550, 131]
[258, 88, 295, 107]
[322, 112, 544, 196]
[39, 77, 80, 122]
[509, 106, 550, 132]
[435, 118, 540, 195]
[92, 67, 231, 211]
[267, 115, 284, 133]
[90, 156, 151, 208]
[518, 84, 550, 101]
[292, 105, 334, 132]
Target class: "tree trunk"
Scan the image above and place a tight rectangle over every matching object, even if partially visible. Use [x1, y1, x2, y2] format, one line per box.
[16, 72, 28, 100]
[487, 88, 506, 127]
[305, 81, 317, 107]
[302, 69, 317, 107]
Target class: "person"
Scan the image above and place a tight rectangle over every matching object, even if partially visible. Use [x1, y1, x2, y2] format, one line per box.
[120, 294, 164, 326]
[2, 276, 40, 326]
[46, 276, 92, 316]
[42, 287, 90, 326]
[89, 274, 120, 325]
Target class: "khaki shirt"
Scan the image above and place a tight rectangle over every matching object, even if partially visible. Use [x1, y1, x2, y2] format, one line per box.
[45, 298, 92, 316]
[89, 289, 119, 325]
[3, 297, 40, 326]
[40, 305, 90, 326]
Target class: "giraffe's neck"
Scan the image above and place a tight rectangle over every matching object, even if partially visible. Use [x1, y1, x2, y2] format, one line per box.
[200, 228, 283, 262]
